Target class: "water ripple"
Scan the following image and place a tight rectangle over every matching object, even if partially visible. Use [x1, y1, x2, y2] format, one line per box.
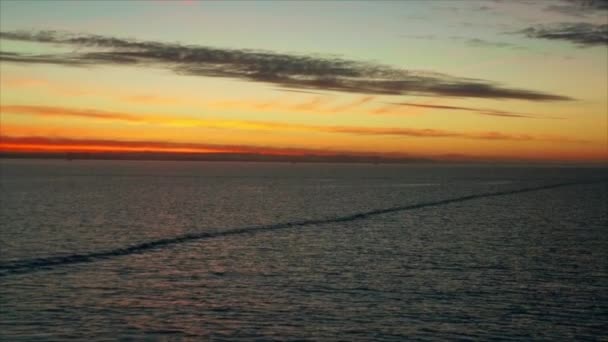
[1, 179, 604, 278]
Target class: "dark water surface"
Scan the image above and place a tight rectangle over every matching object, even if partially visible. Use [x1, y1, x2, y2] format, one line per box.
[1, 159, 606, 340]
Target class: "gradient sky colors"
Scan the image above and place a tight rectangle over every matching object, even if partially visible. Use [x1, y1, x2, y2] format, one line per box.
[0, 0, 607, 163]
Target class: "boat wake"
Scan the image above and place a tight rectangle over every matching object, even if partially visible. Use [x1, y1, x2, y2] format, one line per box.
[0, 180, 604, 278]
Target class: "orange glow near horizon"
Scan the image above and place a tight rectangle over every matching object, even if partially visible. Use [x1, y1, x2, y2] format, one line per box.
[0, 143, 232, 155]
[0, 11, 606, 164]
[2, 134, 607, 163]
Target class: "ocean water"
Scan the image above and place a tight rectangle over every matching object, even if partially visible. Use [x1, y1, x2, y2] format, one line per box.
[0, 159, 606, 341]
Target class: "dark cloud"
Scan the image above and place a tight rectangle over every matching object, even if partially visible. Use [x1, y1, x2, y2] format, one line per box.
[389, 102, 563, 119]
[407, 34, 523, 50]
[452, 36, 526, 49]
[0, 51, 89, 66]
[545, 0, 608, 17]
[464, 38, 516, 48]
[518, 23, 608, 46]
[0, 30, 572, 101]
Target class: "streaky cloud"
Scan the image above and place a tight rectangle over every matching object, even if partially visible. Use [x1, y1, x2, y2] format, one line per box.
[1, 104, 580, 142]
[274, 88, 329, 95]
[518, 22, 608, 46]
[0, 52, 89, 66]
[545, 0, 608, 17]
[389, 102, 563, 119]
[464, 38, 516, 48]
[0, 30, 572, 101]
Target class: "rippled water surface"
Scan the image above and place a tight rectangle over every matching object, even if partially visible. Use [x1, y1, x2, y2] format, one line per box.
[1, 159, 607, 340]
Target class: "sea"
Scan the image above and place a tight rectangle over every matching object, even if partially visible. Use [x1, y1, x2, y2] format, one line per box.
[0, 159, 606, 341]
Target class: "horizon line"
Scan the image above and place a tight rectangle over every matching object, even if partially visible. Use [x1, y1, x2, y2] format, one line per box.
[1, 151, 607, 167]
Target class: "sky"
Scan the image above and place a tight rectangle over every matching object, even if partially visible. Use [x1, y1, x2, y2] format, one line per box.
[0, 0, 607, 163]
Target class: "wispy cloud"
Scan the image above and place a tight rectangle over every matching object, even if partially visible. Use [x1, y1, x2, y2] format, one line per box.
[0, 104, 584, 143]
[327, 96, 375, 113]
[518, 22, 608, 46]
[545, 0, 608, 17]
[0, 76, 371, 114]
[7, 75, 537, 119]
[388, 102, 562, 119]
[0, 105, 292, 130]
[405, 34, 522, 49]
[274, 88, 329, 96]
[463, 38, 517, 48]
[0, 135, 340, 156]
[0, 30, 572, 101]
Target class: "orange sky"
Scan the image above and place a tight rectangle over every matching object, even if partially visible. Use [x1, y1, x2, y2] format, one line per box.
[0, 1, 606, 163]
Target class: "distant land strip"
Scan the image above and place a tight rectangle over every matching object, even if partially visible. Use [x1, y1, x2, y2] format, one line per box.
[1, 179, 606, 278]
[2, 152, 607, 165]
